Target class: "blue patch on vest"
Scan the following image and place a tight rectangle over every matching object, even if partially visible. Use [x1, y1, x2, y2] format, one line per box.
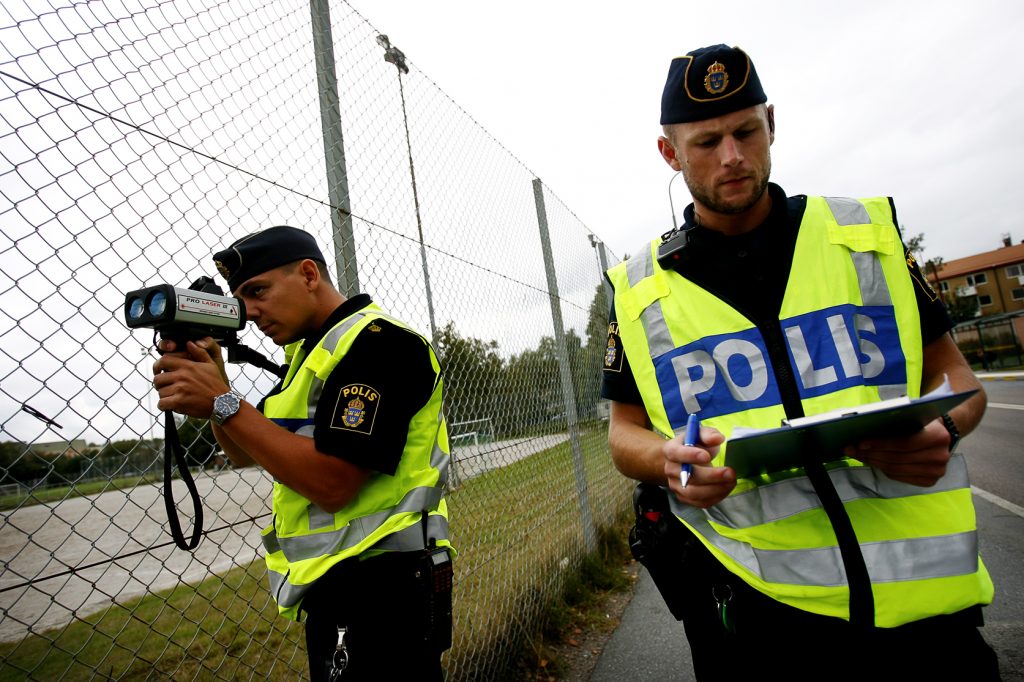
[782, 304, 906, 400]
[270, 417, 314, 433]
[654, 327, 781, 428]
[653, 304, 907, 430]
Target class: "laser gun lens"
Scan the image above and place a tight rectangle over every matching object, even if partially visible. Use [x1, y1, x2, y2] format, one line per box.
[128, 297, 145, 321]
[148, 290, 167, 318]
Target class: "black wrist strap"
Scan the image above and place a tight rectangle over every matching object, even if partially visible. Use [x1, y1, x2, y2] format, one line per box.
[163, 411, 205, 551]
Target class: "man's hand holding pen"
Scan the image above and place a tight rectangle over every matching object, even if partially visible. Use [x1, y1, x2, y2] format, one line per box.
[662, 423, 735, 509]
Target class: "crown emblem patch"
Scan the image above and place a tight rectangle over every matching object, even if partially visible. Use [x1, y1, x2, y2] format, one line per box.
[704, 61, 729, 95]
[342, 397, 365, 428]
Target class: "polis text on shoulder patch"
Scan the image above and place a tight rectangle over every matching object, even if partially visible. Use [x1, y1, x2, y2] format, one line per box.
[330, 383, 381, 435]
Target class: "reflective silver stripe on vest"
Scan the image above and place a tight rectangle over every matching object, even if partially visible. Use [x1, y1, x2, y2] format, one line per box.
[321, 312, 371, 354]
[307, 377, 326, 419]
[642, 299, 676, 358]
[824, 196, 871, 226]
[847, 229, 905, 400]
[370, 513, 450, 551]
[308, 504, 335, 531]
[261, 485, 444, 561]
[672, 499, 978, 586]
[626, 245, 655, 286]
[263, 530, 281, 555]
[621, 246, 677, 357]
[849, 252, 891, 307]
[707, 454, 969, 529]
[269, 569, 311, 610]
[265, 519, 450, 612]
[266, 567, 290, 602]
[302, 312, 372, 419]
[433, 441, 449, 487]
[755, 530, 978, 586]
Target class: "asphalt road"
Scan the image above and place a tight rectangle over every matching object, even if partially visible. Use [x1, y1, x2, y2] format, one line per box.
[591, 378, 1024, 681]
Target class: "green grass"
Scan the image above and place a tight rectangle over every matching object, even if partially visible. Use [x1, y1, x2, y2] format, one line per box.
[0, 562, 304, 680]
[0, 422, 632, 680]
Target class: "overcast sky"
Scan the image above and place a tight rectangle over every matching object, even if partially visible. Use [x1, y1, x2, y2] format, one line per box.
[348, 0, 1024, 264]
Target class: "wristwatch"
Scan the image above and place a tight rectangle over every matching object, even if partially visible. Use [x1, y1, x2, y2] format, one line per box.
[210, 391, 242, 425]
[940, 413, 960, 452]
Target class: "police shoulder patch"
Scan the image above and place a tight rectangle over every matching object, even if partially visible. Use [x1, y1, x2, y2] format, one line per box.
[604, 321, 624, 373]
[330, 383, 381, 435]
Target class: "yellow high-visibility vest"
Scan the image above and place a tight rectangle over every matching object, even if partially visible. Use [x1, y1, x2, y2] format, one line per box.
[260, 303, 451, 620]
[608, 196, 992, 627]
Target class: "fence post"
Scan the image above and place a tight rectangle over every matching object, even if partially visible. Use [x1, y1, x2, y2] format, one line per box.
[976, 321, 990, 371]
[532, 178, 596, 553]
[592, 237, 613, 309]
[309, 0, 359, 296]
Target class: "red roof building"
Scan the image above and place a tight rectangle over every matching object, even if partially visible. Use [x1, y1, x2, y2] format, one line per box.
[925, 239, 1024, 316]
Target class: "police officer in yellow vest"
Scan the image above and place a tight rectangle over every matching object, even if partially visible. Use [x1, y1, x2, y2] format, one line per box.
[153, 226, 452, 680]
[604, 45, 999, 679]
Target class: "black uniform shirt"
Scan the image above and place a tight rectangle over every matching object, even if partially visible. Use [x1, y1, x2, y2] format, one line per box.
[259, 294, 437, 475]
[602, 183, 952, 406]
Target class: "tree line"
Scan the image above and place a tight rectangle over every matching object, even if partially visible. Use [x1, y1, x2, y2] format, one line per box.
[436, 286, 609, 438]
[0, 418, 217, 488]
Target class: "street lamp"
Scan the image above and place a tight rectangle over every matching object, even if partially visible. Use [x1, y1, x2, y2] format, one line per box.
[377, 34, 437, 345]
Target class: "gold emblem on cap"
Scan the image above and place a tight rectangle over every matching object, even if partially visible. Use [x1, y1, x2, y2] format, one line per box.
[214, 259, 231, 280]
[704, 61, 729, 95]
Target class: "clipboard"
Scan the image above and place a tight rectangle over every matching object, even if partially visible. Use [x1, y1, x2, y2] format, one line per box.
[723, 388, 978, 479]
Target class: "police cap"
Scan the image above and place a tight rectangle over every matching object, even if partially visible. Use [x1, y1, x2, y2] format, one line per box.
[213, 225, 326, 291]
[660, 44, 767, 125]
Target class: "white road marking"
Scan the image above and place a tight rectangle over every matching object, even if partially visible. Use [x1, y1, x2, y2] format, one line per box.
[972, 486, 1024, 519]
[988, 402, 1024, 411]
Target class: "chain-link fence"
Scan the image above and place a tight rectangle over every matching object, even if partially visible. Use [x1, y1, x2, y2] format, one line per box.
[0, 1, 631, 678]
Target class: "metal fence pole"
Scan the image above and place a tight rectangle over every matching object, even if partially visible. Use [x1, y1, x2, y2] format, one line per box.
[532, 177, 596, 553]
[310, 0, 358, 296]
[590, 236, 614, 309]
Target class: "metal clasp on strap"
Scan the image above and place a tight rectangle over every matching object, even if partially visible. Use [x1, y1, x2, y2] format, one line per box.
[327, 626, 348, 681]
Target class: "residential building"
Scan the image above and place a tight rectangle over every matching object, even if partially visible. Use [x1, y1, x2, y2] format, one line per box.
[925, 236, 1024, 370]
[926, 237, 1024, 316]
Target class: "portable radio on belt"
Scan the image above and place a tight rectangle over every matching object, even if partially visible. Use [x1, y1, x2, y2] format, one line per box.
[416, 545, 453, 651]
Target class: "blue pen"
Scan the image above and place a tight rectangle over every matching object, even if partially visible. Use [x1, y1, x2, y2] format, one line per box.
[681, 413, 700, 488]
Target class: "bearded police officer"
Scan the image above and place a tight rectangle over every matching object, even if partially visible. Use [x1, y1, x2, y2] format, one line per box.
[603, 45, 999, 679]
[153, 226, 452, 680]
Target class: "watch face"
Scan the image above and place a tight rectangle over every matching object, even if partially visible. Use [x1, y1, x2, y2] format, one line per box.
[213, 393, 241, 424]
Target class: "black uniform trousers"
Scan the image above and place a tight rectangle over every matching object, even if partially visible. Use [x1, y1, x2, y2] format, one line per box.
[670, 520, 1001, 681]
[301, 551, 444, 681]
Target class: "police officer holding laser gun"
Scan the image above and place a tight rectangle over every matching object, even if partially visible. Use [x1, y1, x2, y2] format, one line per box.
[151, 226, 453, 680]
[604, 45, 999, 679]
